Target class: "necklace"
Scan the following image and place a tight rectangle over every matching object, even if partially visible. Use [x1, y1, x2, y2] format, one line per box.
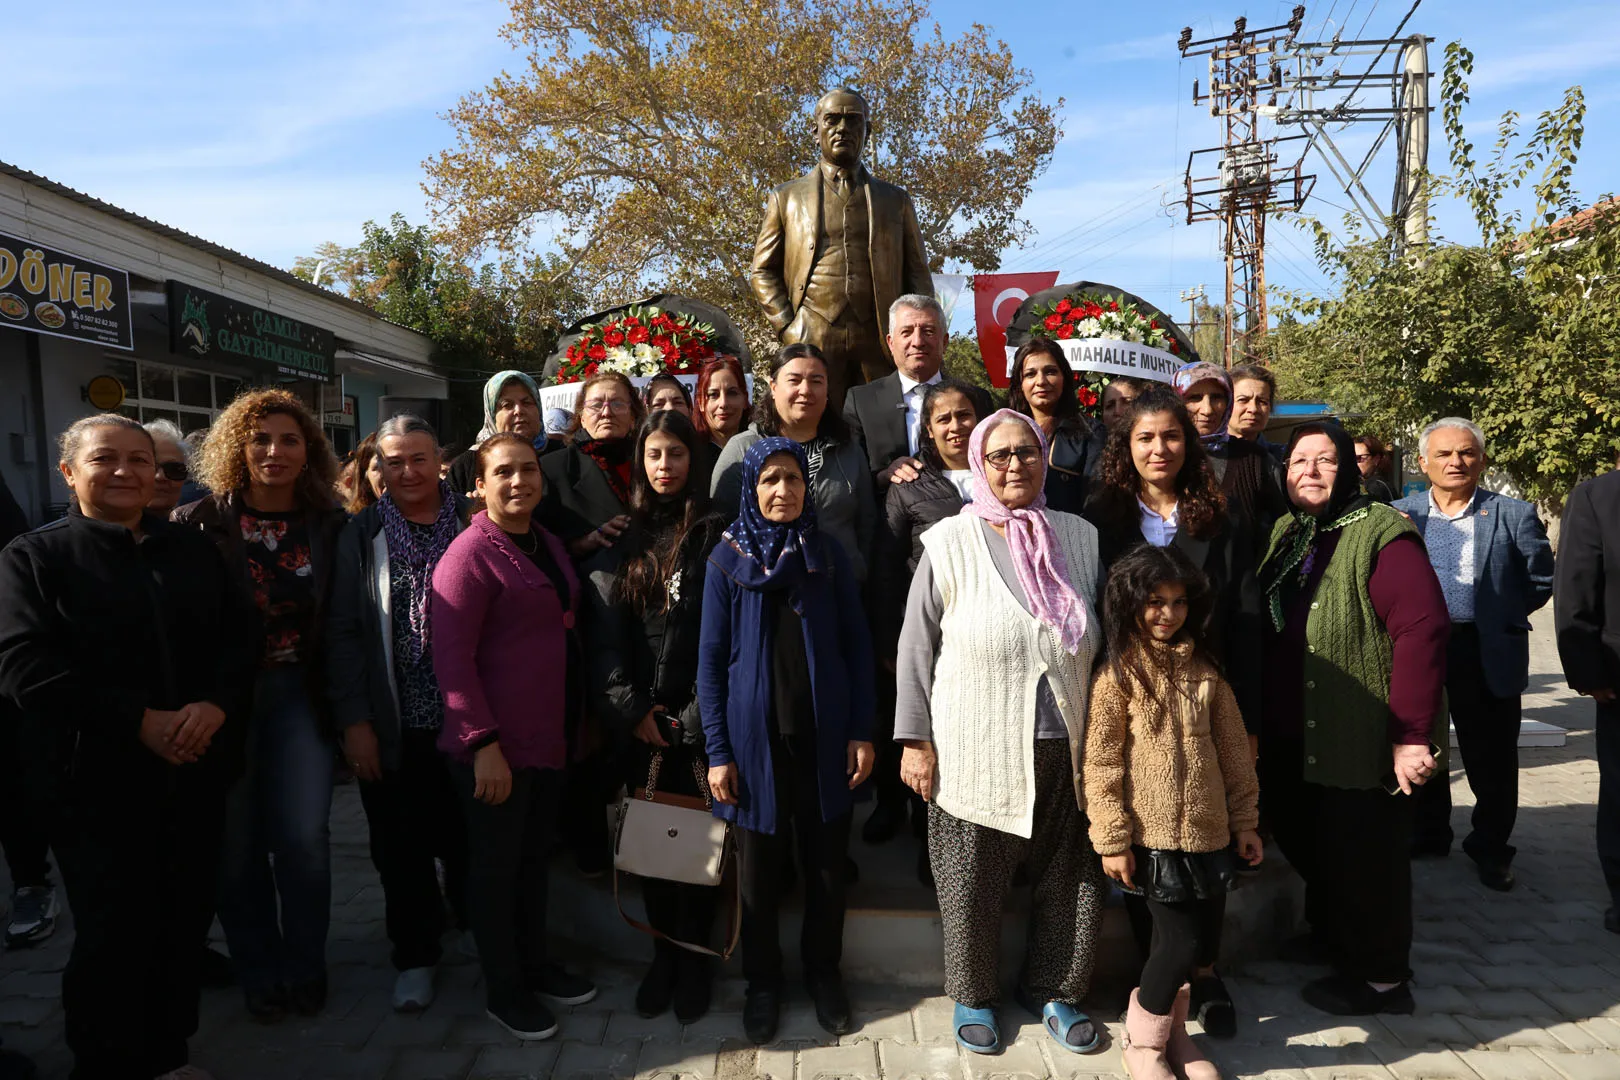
[510, 529, 538, 554]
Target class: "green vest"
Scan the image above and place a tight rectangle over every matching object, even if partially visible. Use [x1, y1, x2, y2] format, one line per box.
[1263, 503, 1448, 789]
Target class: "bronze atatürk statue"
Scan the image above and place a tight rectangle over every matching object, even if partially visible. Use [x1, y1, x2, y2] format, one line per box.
[750, 88, 934, 397]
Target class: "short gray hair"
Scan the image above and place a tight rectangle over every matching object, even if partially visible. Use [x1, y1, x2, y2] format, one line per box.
[58, 414, 152, 467]
[1418, 417, 1486, 459]
[143, 418, 189, 460]
[376, 413, 439, 446]
[889, 294, 946, 329]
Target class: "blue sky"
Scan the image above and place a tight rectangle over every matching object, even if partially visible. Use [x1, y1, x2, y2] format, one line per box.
[8, 0, 1619, 328]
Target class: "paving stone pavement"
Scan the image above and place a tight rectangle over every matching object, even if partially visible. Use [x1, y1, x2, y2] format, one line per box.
[4, 606, 1620, 1079]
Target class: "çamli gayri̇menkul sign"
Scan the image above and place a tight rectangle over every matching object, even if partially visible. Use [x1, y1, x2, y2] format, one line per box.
[166, 280, 337, 383]
[0, 232, 133, 350]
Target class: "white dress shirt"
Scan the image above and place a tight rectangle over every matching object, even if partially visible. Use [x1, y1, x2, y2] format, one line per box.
[898, 369, 943, 457]
[1138, 498, 1180, 548]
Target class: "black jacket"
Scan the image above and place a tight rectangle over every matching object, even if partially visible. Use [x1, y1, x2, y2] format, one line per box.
[1086, 505, 1264, 733]
[875, 466, 965, 652]
[0, 509, 258, 798]
[538, 443, 631, 547]
[172, 492, 346, 723]
[1045, 421, 1100, 517]
[324, 496, 472, 770]
[1556, 470, 1620, 695]
[583, 513, 727, 747]
[1208, 437, 1288, 557]
[844, 373, 911, 482]
[0, 469, 27, 550]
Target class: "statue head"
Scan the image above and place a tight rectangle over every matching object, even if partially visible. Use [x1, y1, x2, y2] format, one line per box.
[814, 88, 869, 170]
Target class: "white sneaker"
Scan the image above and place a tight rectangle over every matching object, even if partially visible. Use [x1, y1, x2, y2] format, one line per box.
[393, 966, 436, 1012]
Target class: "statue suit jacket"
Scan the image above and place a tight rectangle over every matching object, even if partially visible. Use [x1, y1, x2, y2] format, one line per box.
[750, 166, 933, 364]
[1394, 487, 1554, 698]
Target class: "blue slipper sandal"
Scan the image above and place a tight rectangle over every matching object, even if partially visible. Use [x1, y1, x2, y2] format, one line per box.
[1040, 1001, 1102, 1054]
[952, 1003, 1002, 1054]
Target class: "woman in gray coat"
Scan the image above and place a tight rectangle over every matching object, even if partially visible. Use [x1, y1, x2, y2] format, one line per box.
[710, 343, 875, 582]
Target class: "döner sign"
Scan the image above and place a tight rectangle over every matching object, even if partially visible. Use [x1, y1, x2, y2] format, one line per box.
[166, 280, 337, 382]
[0, 232, 133, 350]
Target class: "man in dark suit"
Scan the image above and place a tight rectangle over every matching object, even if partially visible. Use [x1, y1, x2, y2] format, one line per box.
[1555, 466, 1620, 933]
[1396, 418, 1554, 891]
[841, 294, 946, 848]
[750, 87, 934, 403]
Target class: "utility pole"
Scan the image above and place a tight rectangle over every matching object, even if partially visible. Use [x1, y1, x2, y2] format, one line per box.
[1180, 284, 1207, 344]
[1180, 8, 1314, 367]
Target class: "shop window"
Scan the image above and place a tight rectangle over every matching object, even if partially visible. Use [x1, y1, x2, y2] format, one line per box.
[176, 369, 212, 409]
[139, 362, 178, 403]
[180, 411, 211, 435]
[216, 376, 243, 407]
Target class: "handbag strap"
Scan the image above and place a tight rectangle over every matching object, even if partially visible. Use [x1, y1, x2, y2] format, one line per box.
[642, 749, 714, 812]
[612, 841, 741, 959]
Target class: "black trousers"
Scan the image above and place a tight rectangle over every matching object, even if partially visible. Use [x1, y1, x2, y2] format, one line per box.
[622, 743, 720, 955]
[453, 763, 562, 1010]
[870, 662, 908, 809]
[1413, 624, 1521, 865]
[1598, 701, 1620, 911]
[1260, 739, 1414, 984]
[357, 728, 469, 971]
[562, 748, 614, 866]
[1139, 895, 1227, 1016]
[52, 773, 226, 1080]
[736, 733, 850, 989]
[1125, 892, 1221, 972]
[0, 700, 51, 888]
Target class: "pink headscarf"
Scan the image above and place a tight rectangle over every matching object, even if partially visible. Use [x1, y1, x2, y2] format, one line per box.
[962, 410, 1089, 654]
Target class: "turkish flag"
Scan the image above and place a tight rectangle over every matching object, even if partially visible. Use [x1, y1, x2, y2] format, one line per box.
[973, 272, 1059, 386]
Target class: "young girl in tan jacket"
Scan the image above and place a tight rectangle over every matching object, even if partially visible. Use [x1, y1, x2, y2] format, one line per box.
[1085, 545, 1263, 1080]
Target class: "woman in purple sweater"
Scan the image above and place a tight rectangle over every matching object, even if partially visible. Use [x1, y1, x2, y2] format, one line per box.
[430, 433, 596, 1041]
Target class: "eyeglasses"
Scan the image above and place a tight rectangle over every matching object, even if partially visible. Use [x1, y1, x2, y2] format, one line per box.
[984, 446, 1042, 471]
[1287, 456, 1340, 472]
[157, 461, 188, 482]
[583, 399, 630, 414]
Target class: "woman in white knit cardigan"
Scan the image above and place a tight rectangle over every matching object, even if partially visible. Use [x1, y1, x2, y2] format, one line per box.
[894, 409, 1108, 1058]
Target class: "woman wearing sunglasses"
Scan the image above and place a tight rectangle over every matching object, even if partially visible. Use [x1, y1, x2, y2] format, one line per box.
[144, 418, 194, 516]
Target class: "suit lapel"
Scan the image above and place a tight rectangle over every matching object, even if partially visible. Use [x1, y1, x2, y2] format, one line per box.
[878, 374, 909, 460]
[1173, 528, 1211, 575]
[1472, 490, 1500, 584]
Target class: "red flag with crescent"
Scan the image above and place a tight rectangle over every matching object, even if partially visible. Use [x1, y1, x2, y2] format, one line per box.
[973, 272, 1060, 387]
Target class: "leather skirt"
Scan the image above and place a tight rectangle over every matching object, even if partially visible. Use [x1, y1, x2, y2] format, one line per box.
[1118, 845, 1244, 904]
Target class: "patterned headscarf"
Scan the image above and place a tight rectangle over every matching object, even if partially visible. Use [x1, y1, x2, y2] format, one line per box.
[722, 437, 825, 590]
[1172, 361, 1234, 452]
[378, 481, 461, 662]
[962, 410, 1089, 654]
[473, 370, 541, 448]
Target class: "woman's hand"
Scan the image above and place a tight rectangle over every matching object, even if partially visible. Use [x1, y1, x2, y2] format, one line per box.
[1392, 742, 1438, 795]
[708, 763, 739, 805]
[568, 514, 634, 558]
[1102, 850, 1136, 890]
[899, 742, 937, 802]
[473, 742, 513, 805]
[341, 720, 383, 782]
[846, 741, 876, 789]
[632, 708, 670, 747]
[1235, 829, 1264, 866]
[168, 701, 226, 761]
[139, 709, 189, 765]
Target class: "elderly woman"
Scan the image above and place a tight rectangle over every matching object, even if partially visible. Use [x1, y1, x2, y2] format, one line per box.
[539, 371, 643, 562]
[447, 370, 543, 497]
[174, 388, 347, 1022]
[698, 437, 875, 1046]
[895, 409, 1106, 1057]
[1258, 423, 1449, 1016]
[0, 415, 256, 1078]
[144, 418, 193, 515]
[1173, 361, 1287, 549]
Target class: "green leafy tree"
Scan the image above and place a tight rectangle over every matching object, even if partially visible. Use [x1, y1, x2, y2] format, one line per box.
[1268, 42, 1618, 508]
[293, 214, 584, 443]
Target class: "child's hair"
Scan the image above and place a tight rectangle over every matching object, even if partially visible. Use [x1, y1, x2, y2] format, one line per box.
[1102, 543, 1215, 706]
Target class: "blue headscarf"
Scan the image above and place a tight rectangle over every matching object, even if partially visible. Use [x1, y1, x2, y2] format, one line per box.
[473, 370, 542, 448]
[722, 437, 824, 590]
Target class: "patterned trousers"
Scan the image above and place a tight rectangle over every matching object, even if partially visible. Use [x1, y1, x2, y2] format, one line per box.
[928, 740, 1106, 1007]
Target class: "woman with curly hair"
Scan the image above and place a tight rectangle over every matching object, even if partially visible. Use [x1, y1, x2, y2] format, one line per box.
[1082, 384, 1262, 1041]
[341, 431, 385, 516]
[174, 387, 347, 1023]
[1008, 339, 1101, 516]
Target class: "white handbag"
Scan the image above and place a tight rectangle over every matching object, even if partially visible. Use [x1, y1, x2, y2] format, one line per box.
[612, 751, 739, 957]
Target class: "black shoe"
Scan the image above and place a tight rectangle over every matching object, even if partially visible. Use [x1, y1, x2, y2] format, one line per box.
[1278, 931, 1331, 965]
[1301, 974, 1415, 1016]
[1606, 907, 1620, 935]
[743, 986, 781, 1045]
[807, 972, 853, 1035]
[862, 799, 908, 844]
[636, 949, 678, 1018]
[200, 945, 235, 988]
[916, 844, 935, 889]
[1190, 973, 1236, 1038]
[0, 1047, 37, 1080]
[288, 975, 327, 1017]
[487, 995, 559, 1041]
[531, 962, 598, 1006]
[1475, 861, 1516, 892]
[673, 952, 712, 1025]
[244, 985, 287, 1024]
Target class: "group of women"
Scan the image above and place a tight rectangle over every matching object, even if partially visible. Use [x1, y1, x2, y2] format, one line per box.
[0, 337, 1450, 1079]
